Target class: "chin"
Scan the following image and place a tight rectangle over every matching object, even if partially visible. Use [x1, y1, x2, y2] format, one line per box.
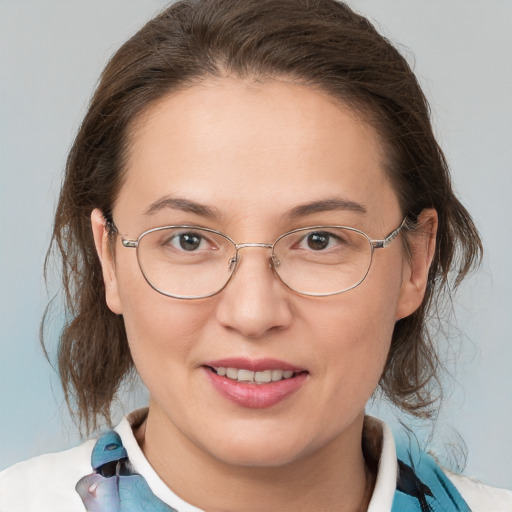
[196, 424, 319, 469]
[214, 444, 306, 468]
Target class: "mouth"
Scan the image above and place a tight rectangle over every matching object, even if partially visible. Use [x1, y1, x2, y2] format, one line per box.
[202, 358, 308, 408]
[207, 366, 300, 384]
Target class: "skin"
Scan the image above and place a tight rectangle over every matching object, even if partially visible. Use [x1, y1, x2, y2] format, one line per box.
[91, 77, 436, 512]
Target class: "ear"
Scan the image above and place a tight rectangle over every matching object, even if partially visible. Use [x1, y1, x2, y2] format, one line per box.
[395, 209, 437, 321]
[91, 208, 123, 314]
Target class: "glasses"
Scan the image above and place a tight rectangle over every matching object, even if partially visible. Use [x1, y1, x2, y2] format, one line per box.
[111, 219, 407, 299]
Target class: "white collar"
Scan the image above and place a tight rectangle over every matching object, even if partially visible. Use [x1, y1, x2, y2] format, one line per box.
[366, 417, 398, 512]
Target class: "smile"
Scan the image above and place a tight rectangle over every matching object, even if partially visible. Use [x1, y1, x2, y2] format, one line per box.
[203, 360, 308, 409]
[211, 367, 296, 384]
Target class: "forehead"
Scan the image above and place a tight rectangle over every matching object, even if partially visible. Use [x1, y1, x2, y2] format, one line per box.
[116, 78, 399, 232]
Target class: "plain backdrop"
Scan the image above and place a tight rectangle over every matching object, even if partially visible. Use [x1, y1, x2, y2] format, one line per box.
[1, 0, 511, 489]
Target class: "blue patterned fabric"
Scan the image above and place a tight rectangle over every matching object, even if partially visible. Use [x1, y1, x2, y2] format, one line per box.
[392, 441, 471, 512]
[75, 431, 176, 511]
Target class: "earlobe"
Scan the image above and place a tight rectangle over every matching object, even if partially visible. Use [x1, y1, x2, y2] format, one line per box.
[395, 209, 437, 321]
[91, 208, 123, 314]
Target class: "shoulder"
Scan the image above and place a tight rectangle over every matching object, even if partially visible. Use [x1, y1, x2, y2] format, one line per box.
[367, 416, 512, 512]
[0, 439, 95, 512]
[446, 471, 512, 512]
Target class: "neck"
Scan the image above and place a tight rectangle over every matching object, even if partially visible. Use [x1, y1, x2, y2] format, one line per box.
[137, 405, 375, 512]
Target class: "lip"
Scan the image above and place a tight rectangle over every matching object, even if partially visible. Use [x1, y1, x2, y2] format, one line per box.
[202, 357, 304, 373]
[202, 358, 308, 409]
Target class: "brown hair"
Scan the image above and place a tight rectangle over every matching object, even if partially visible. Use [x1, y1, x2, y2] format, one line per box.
[44, 0, 482, 432]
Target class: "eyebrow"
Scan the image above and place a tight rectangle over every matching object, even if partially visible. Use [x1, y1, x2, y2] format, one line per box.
[285, 197, 367, 219]
[144, 196, 219, 218]
[143, 195, 366, 221]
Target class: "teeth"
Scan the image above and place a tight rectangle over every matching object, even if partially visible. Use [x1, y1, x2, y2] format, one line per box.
[271, 369, 283, 381]
[254, 370, 272, 383]
[226, 367, 238, 379]
[213, 367, 296, 384]
[237, 369, 254, 383]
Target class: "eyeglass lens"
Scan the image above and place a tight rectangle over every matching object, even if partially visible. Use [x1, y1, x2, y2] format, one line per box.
[135, 226, 374, 298]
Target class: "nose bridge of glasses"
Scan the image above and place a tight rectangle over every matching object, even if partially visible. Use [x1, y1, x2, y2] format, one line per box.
[229, 242, 276, 272]
[235, 242, 273, 250]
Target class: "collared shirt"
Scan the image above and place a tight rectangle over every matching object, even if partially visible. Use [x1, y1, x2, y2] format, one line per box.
[1, 409, 511, 511]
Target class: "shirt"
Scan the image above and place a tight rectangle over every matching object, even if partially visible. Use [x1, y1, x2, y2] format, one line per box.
[1, 408, 511, 511]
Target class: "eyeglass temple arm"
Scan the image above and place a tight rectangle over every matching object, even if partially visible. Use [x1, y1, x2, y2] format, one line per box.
[371, 218, 408, 249]
[104, 218, 138, 248]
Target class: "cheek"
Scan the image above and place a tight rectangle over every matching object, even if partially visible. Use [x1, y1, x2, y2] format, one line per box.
[315, 260, 403, 391]
[113, 258, 214, 374]
[312, 296, 393, 378]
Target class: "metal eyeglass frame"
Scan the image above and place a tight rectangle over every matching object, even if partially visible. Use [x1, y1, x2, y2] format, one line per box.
[109, 217, 408, 299]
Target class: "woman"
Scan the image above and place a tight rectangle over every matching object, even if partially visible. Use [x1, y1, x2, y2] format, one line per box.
[1, 0, 510, 510]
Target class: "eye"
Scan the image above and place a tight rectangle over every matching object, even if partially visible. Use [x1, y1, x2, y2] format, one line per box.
[177, 232, 203, 251]
[302, 231, 344, 251]
[163, 231, 210, 252]
[306, 232, 330, 250]
[141, 227, 228, 263]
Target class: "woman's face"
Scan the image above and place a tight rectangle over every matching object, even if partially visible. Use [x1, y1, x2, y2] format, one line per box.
[93, 78, 430, 468]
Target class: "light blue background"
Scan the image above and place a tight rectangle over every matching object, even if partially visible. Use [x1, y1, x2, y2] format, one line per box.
[1, 0, 511, 489]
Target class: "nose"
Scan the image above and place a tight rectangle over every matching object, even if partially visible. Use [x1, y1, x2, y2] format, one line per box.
[215, 247, 293, 339]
